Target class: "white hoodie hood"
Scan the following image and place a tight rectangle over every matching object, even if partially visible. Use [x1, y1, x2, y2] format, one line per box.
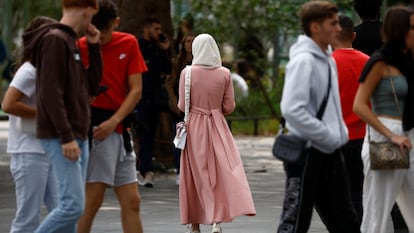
[281, 35, 348, 153]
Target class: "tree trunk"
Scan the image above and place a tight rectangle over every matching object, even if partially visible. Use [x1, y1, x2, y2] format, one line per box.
[114, 0, 175, 171]
[114, 0, 174, 39]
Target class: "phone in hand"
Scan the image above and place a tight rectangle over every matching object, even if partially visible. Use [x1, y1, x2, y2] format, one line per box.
[97, 85, 108, 95]
[159, 33, 167, 42]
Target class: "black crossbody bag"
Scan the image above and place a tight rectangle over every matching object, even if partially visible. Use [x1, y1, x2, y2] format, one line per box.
[272, 64, 331, 164]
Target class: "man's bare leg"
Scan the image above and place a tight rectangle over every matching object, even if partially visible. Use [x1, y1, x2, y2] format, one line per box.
[114, 182, 143, 233]
[77, 182, 107, 233]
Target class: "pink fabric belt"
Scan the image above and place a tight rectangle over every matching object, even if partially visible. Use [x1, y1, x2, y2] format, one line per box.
[191, 106, 235, 189]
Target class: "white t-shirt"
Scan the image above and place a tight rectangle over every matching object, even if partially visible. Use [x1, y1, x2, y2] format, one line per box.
[230, 72, 248, 100]
[7, 62, 44, 154]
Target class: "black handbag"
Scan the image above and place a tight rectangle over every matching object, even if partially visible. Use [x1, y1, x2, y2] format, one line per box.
[273, 64, 331, 164]
[272, 122, 307, 164]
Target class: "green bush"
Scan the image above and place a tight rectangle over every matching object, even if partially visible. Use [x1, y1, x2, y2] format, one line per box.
[228, 118, 280, 136]
[228, 69, 285, 135]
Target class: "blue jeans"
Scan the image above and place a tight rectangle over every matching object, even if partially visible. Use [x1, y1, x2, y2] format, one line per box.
[34, 139, 89, 233]
[10, 153, 58, 233]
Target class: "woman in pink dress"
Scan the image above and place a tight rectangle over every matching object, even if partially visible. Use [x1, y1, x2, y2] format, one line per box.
[178, 33, 256, 233]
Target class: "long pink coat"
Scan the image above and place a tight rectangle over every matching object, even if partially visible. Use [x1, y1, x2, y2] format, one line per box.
[178, 65, 256, 225]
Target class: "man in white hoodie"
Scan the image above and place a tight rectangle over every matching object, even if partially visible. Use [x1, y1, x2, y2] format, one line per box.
[277, 1, 361, 233]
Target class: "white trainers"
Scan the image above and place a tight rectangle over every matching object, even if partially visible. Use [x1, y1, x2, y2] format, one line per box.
[136, 171, 144, 185]
[211, 223, 221, 233]
[176, 174, 180, 185]
[143, 171, 154, 188]
[186, 225, 201, 233]
[186, 230, 200, 233]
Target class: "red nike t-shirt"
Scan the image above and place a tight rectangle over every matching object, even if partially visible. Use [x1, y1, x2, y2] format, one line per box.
[333, 48, 369, 140]
[80, 32, 148, 132]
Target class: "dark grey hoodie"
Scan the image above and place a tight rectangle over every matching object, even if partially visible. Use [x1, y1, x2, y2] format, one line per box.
[23, 23, 102, 143]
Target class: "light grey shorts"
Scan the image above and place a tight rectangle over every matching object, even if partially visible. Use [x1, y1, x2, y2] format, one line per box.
[87, 132, 137, 187]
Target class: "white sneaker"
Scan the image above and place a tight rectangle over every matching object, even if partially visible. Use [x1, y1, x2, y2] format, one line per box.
[136, 171, 144, 185]
[143, 171, 154, 188]
[186, 225, 201, 233]
[176, 174, 180, 185]
[211, 223, 221, 233]
[186, 230, 201, 233]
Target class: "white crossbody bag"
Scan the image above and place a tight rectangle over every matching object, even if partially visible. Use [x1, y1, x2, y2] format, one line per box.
[173, 65, 191, 149]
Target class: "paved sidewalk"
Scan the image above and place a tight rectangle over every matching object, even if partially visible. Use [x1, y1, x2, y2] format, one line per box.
[0, 120, 367, 233]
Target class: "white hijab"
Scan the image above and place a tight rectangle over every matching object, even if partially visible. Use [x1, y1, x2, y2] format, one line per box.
[192, 33, 222, 68]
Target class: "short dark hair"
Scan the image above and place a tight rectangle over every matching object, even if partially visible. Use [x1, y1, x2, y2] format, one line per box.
[92, 0, 118, 31]
[382, 6, 414, 48]
[299, 1, 339, 36]
[354, 0, 382, 20]
[337, 15, 354, 42]
[61, 0, 98, 10]
[142, 18, 161, 29]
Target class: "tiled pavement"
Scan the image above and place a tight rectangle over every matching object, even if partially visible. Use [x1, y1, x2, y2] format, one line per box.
[0, 121, 393, 233]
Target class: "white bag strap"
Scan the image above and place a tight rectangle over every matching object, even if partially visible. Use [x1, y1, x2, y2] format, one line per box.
[184, 65, 191, 123]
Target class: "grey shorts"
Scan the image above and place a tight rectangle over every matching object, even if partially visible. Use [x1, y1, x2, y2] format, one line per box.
[87, 132, 137, 187]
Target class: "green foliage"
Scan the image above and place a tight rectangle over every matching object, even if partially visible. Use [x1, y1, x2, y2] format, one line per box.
[228, 67, 285, 135]
[190, 0, 353, 135]
[191, 0, 353, 51]
[229, 90, 280, 135]
[229, 118, 280, 135]
[190, 0, 355, 81]
[14, 1, 61, 27]
[1, 0, 61, 54]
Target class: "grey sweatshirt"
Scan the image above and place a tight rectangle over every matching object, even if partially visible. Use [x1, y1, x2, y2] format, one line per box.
[280, 35, 348, 154]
